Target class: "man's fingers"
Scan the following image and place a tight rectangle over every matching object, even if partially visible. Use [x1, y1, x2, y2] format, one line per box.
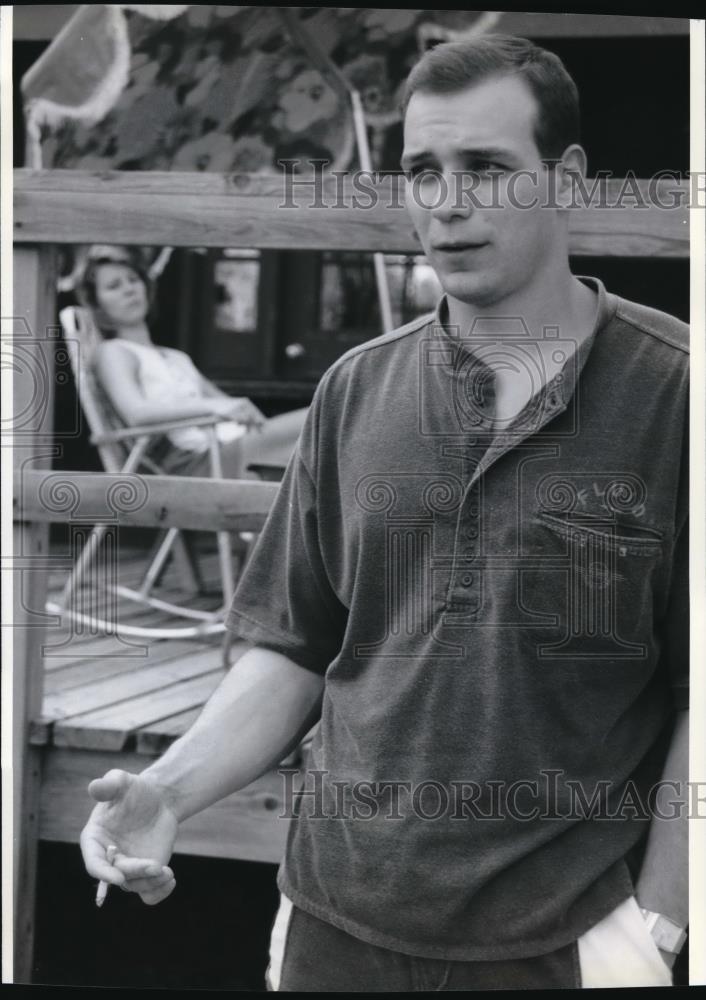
[140, 879, 176, 906]
[88, 769, 131, 803]
[80, 833, 126, 886]
[112, 852, 168, 878]
[86, 862, 125, 886]
[121, 870, 174, 894]
[83, 858, 125, 886]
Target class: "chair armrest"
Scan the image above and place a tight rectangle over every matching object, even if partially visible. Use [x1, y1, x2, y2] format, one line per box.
[91, 414, 225, 444]
[246, 463, 286, 482]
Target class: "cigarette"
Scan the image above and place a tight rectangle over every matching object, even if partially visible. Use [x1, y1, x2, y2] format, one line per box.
[96, 845, 118, 907]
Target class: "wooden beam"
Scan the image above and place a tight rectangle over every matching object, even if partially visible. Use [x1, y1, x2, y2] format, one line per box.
[12, 8, 688, 43]
[39, 749, 293, 864]
[14, 469, 278, 532]
[12, 245, 57, 983]
[494, 12, 688, 37]
[14, 170, 690, 257]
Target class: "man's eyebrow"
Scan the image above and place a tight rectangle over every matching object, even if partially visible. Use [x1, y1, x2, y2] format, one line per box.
[400, 146, 519, 169]
[460, 146, 518, 162]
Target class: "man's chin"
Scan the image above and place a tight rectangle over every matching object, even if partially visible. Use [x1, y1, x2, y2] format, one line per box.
[441, 273, 498, 307]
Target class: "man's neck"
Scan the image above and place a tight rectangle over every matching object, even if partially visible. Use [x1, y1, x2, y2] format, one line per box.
[444, 271, 600, 428]
[445, 269, 597, 343]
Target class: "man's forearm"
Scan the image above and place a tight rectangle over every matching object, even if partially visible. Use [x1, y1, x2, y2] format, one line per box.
[141, 645, 324, 822]
[635, 708, 689, 928]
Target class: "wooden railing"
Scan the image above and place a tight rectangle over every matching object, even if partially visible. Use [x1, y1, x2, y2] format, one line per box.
[14, 169, 690, 257]
[14, 470, 279, 532]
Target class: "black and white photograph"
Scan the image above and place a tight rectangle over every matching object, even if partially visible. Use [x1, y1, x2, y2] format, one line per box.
[3, 6, 705, 990]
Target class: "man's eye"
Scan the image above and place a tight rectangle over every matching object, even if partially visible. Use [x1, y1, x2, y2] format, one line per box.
[471, 161, 504, 174]
[404, 166, 440, 181]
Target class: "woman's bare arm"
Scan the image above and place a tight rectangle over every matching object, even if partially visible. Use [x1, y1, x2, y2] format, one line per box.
[95, 341, 228, 426]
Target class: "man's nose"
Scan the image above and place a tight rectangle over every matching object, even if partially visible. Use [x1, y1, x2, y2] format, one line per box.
[420, 170, 475, 222]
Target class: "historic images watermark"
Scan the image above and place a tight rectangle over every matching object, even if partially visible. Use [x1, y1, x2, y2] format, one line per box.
[267, 162, 703, 212]
[278, 769, 705, 823]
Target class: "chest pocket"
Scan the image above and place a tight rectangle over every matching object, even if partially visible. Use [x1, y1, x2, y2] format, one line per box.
[517, 509, 668, 657]
[536, 510, 665, 557]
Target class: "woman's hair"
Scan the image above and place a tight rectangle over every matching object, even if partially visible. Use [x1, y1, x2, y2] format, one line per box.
[77, 247, 154, 339]
[400, 35, 580, 162]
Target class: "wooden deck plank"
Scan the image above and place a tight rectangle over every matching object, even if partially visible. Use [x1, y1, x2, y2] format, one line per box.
[42, 646, 224, 723]
[44, 639, 210, 695]
[42, 627, 200, 671]
[40, 748, 292, 864]
[136, 706, 203, 755]
[52, 670, 226, 750]
[42, 633, 186, 663]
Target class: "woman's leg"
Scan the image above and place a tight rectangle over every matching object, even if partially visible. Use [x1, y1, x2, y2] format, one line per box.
[159, 408, 309, 480]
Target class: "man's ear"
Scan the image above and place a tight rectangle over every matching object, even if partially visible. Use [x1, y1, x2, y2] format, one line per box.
[554, 144, 587, 209]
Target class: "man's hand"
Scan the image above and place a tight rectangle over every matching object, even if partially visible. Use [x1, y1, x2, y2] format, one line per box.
[80, 769, 179, 905]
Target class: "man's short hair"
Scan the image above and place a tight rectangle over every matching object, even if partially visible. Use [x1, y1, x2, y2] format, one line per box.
[401, 34, 580, 161]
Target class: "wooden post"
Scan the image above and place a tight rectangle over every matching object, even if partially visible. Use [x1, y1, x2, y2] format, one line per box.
[12, 245, 56, 983]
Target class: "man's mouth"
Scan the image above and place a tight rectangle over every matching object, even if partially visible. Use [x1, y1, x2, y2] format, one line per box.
[433, 242, 489, 252]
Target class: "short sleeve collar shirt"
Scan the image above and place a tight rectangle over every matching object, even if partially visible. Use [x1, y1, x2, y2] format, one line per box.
[226, 276, 689, 960]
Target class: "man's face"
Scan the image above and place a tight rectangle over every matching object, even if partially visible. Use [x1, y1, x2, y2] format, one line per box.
[402, 74, 563, 309]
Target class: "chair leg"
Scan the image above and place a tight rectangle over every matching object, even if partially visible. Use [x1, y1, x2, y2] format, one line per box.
[172, 532, 204, 595]
[206, 427, 237, 607]
[137, 526, 180, 597]
[57, 522, 109, 610]
[216, 530, 235, 606]
[137, 530, 172, 589]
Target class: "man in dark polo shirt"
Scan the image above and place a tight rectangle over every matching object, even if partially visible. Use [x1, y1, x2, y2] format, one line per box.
[81, 36, 689, 989]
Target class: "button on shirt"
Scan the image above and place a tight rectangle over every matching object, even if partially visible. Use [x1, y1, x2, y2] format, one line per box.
[226, 277, 689, 961]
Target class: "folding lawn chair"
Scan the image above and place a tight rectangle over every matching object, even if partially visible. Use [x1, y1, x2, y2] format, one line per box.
[48, 305, 241, 638]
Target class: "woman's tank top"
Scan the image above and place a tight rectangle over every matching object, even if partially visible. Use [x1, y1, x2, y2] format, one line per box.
[112, 340, 246, 452]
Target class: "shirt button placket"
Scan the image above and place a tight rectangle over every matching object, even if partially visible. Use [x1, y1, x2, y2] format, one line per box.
[447, 363, 490, 611]
[450, 483, 482, 609]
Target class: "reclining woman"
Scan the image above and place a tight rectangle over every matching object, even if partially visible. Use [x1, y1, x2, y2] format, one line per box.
[79, 248, 308, 479]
